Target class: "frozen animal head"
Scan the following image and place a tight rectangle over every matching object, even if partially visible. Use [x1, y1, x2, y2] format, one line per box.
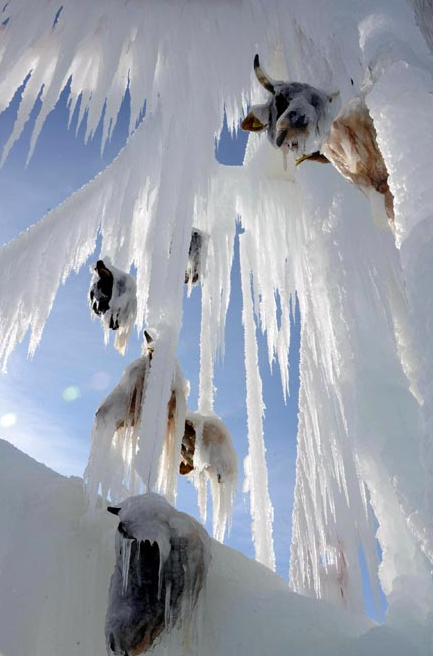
[180, 413, 237, 486]
[184, 229, 208, 292]
[90, 260, 114, 318]
[89, 258, 137, 354]
[241, 54, 333, 152]
[105, 494, 210, 655]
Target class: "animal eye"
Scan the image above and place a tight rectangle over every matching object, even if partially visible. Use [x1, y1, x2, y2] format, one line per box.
[118, 522, 133, 539]
[275, 93, 289, 118]
[311, 94, 321, 109]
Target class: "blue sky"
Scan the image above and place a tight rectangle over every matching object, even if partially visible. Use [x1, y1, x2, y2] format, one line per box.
[0, 84, 301, 579]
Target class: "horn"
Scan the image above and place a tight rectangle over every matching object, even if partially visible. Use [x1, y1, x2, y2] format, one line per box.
[254, 54, 275, 95]
[144, 330, 153, 345]
[96, 260, 111, 278]
[107, 506, 121, 515]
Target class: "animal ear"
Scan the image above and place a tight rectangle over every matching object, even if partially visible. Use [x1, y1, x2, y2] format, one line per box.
[254, 54, 276, 94]
[107, 506, 121, 516]
[241, 110, 266, 132]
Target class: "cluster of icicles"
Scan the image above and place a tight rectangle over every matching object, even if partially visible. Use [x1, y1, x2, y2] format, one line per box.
[85, 251, 238, 544]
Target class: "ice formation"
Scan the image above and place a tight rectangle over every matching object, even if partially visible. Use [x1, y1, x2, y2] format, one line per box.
[89, 258, 137, 354]
[0, 0, 433, 643]
[84, 339, 189, 510]
[181, 411, 238, 543]
[105, 494, 210, 655]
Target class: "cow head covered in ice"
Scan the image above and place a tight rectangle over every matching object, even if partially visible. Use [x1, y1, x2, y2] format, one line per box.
[89, 258, 137, 355]
[105, 494, 210, 655]
[84, 332, 189, 510]
[184, 229, 208, 295]
[179, 412, 238, 542]
[241, 54, 335, 154]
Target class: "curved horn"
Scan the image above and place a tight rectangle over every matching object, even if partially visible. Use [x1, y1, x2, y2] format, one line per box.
[107, 506, 121, 516]
[144, 330, 153, 345]
[254, 54, 275, 95]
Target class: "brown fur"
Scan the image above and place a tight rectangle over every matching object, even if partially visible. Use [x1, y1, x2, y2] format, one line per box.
[322, 101, 394, 226]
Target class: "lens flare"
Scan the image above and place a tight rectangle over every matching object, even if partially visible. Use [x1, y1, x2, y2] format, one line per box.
[0, 413, 17, 428]
[62, 386, 81, 402]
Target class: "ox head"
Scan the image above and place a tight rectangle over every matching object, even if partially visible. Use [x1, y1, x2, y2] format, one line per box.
[241, 54, 334, 152]
[90, 260, 114, 318]
[105, 494, 210, 656]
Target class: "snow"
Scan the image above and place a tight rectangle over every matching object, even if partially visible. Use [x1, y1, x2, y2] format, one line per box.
[1, 440, 429, 656]
[0, 0, 433, 646]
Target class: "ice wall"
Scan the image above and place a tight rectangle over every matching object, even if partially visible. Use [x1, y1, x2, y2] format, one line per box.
[0, 0, 433, 630]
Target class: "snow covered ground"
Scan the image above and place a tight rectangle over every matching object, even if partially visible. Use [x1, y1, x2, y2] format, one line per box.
[0, 439, 426, 656]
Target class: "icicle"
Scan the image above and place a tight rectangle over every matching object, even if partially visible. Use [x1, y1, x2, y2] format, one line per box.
[239, 231, 275, 571]
[121, 538, 134, 595]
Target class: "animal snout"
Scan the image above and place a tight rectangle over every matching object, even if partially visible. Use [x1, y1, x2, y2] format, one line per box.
[108, 632, 129, 656]
[276, 129, 288, 148]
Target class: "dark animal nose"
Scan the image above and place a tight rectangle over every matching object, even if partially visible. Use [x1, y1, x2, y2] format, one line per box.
[108, 633, 116, 652]
[276, 129, 288, 148]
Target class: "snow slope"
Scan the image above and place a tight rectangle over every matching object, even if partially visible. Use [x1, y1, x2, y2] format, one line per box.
[0, 439, 426, 656]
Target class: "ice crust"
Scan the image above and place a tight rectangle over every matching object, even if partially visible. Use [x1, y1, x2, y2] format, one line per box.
[0, 0, 432, 636]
